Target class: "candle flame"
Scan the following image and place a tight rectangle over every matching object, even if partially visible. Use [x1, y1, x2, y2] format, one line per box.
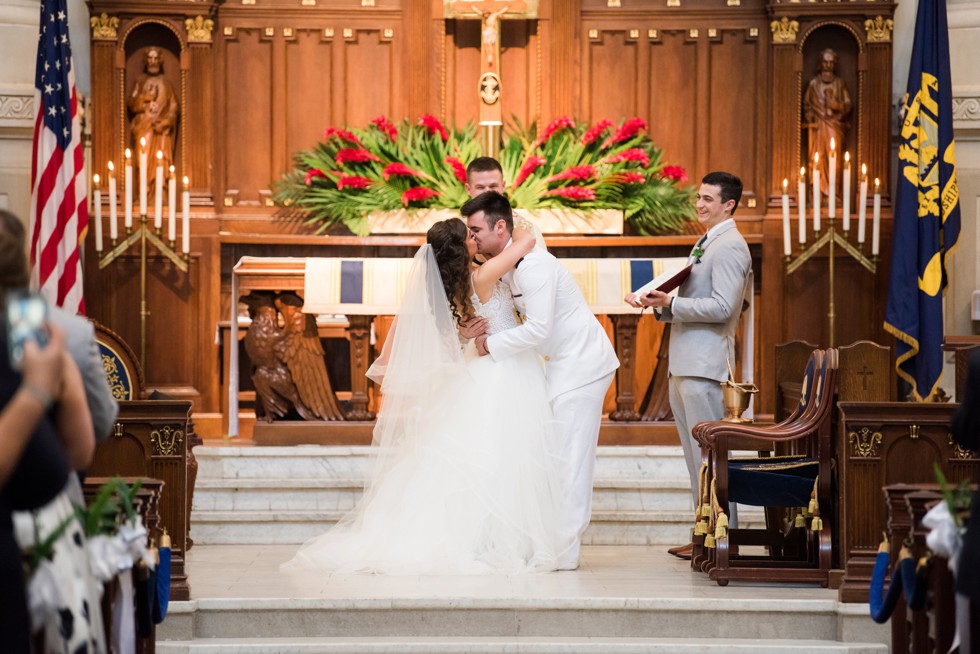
[108, 161, 115, 172]
[861, 163, 867, 176]
[93, 173, 100, 185]
[874, 177, 880, 189]
[125, 148, 131, 160]
[156, 150, 163, 160]
[140, 137, 146, 148]
[814, 152, 819, 164]
[183, 176, 189, 186]
[782, 178, 788, 190]
[830, 137, 835, 151]
[844, 151, 850, 163]
[800, 166, 806, 177]
[169, 165, 175, 174]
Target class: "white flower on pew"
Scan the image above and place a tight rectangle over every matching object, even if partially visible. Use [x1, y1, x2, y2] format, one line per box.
[923, 501, 964, 571]
[26, 559, 64, 631]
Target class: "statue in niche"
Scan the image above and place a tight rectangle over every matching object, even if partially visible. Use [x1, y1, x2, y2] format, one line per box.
[242, 291, 346, 422]
[804, 48, 852, 193]
[128, 47, 179, 173]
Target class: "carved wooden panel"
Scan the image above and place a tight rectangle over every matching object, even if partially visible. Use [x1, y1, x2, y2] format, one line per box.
[444, 18, 538, 127]
[582, 27, 641, 122]
[285, 30, 336, 162]
[88, 401, 194, 601]
[223, 28, 273, 205]
[836, 402, 980, 603]
[339, 27, 400, 126]
[647, 32, 699, 184]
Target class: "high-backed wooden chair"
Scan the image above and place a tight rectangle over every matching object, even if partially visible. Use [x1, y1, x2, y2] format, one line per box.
[692, 349, 838, 586]
[690, 349, 825, 571]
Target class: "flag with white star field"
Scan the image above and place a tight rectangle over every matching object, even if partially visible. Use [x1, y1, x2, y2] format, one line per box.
[30, 0, 87, 313]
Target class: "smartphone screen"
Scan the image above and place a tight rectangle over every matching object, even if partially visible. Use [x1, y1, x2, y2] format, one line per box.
[6, 293, 49, 369]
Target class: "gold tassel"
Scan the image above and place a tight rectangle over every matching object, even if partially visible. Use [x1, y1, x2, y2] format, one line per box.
[811, 516, 823, 531]
[808, 477, 820, 514]
[795, 512, 806, 528]
[701, 503, 712, 518]
[694, 521, 706, 536]
[714, 512, 729, 539]
[705, 534, 716, 548]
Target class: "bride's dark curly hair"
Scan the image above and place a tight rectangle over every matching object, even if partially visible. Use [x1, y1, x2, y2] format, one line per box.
[426, 218, 474, 324]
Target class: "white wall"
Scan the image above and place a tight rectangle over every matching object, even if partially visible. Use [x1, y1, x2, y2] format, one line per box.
[0, 0, 89, 222]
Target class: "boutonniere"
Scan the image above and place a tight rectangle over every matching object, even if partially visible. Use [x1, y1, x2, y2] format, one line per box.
[692, 245, 705, 263]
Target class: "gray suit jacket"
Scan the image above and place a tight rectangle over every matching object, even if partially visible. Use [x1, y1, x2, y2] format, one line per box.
[48, 307, 119, 443]
[656, 220, 751, 382]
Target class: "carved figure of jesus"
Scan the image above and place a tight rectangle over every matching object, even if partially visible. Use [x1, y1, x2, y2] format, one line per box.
[477, 4, 510, 69]
[451, 0, 526, 75]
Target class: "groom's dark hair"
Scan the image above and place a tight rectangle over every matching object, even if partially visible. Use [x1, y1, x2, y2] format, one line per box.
[460, 191, 513, 233]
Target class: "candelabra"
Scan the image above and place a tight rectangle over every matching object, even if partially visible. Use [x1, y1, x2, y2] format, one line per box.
[98, 212, 190, 369]
[785, 209, 877, 348]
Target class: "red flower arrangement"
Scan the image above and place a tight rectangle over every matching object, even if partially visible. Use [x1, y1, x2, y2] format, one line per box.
[548, 165, 597, 183]
[545, 186, 596, 201]
[323, 127, 363, 146]
[581, 119, 613, 146]
[383, 162, 423, 181]
[603, 118, 648, 148]
[660, 165, 688, 183]
[610, 171, 646, 185]
[418, 114, 449, 141]
[514, 156, 546, 189]
[370, 115, 398, 141]
[401, 186, 439, 206]
[534, 116, 575, 148]
[445, 156, 467, 184]
[603, 148, 650, 167]
[304, 168, 327, 186]
[335, 148, 381, 165]
[337, 175, 372, 190]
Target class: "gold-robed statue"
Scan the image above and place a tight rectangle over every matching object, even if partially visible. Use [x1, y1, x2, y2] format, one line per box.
[804, 48, 852, 194]
[128, 47, 179, 173]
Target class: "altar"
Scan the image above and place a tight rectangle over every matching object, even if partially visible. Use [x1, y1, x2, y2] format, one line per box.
[224, 247, 761, 446]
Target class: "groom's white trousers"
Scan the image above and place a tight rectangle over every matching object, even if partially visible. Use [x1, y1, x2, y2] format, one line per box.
[551, 371, 616, 566]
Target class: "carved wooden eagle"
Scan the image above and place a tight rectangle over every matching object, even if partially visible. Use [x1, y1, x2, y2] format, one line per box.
[275, 292, 345, 421]
[240, 291, 345, 422]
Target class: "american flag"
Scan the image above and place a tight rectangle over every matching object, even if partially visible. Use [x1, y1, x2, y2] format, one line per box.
[30, 0, 87, 314]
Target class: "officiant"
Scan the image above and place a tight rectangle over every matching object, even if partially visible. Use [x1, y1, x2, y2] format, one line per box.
[625, 171, 752, 560]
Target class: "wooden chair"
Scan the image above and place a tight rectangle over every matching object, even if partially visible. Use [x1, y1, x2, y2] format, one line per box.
[690, 349, 825, 571]
[692, 348, 838, 586]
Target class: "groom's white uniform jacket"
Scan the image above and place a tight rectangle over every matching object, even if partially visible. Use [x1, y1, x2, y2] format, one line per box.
[486, 248, 620, 400]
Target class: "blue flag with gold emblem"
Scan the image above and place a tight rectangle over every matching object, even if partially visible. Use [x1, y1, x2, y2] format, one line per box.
[884, 0, 960, 401]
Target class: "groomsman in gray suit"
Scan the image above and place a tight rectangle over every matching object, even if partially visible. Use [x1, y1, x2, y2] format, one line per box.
[625, 171, 752, 560]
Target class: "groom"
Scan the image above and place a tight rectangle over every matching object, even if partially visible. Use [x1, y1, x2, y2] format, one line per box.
[461, 192, 620, 570]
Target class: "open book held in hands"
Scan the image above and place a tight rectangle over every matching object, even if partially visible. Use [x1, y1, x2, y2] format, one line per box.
[633, 263, 693, 298]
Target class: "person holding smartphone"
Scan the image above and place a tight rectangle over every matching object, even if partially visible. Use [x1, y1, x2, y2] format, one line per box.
[1, 213, 103, 653]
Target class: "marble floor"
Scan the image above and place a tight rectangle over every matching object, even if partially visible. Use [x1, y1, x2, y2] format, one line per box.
[185, 543, 838, 604]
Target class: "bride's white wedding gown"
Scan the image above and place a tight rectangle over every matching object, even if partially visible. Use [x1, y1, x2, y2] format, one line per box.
[282, 280, 567, 575]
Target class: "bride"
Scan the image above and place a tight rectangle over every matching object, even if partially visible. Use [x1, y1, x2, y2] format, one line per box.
[282, 218, 569, 574]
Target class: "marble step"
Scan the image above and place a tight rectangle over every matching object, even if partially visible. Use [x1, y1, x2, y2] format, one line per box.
[193, 446, 690, 482]
[191, 477, 696, 514]
[156, 636, 888, 653]
[157, 597, 884, 646]
[188, 507, 762, 546]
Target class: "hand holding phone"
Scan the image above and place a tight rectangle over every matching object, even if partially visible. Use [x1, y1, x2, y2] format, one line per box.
[6, 292, 51, 370]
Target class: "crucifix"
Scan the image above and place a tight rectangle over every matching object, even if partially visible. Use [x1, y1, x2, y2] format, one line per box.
[449, 0, 528, 155]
